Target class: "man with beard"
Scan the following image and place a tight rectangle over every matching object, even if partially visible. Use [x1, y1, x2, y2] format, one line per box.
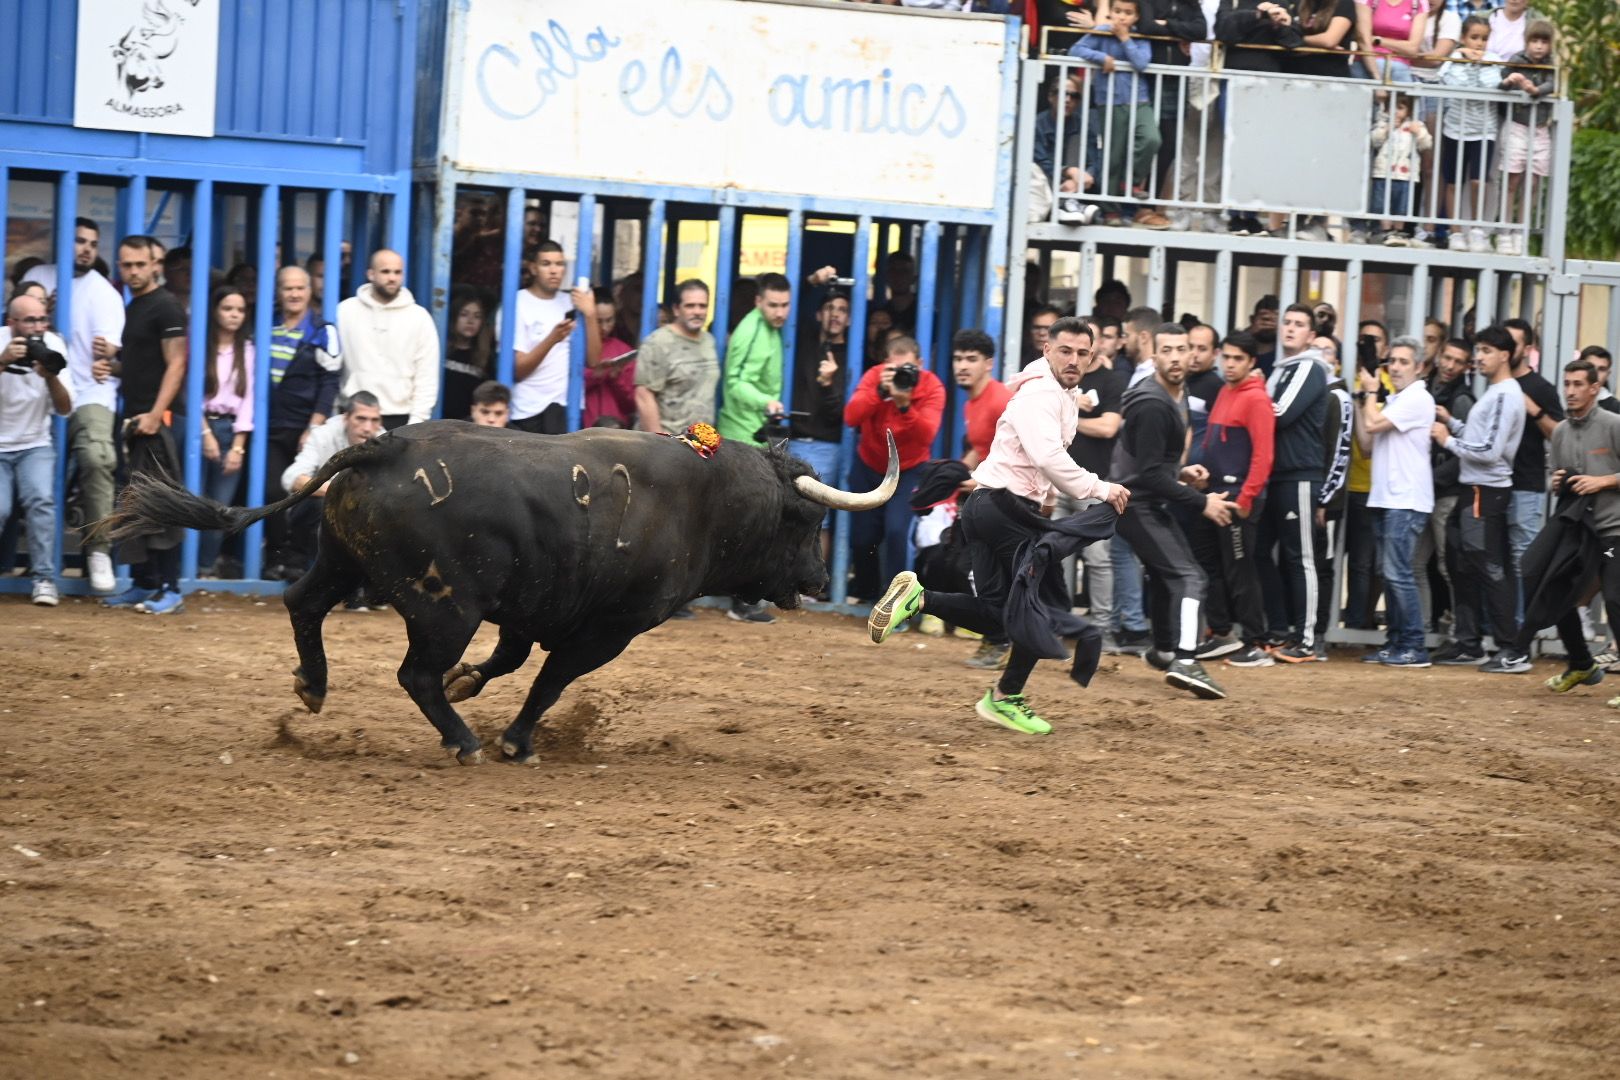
[1184, 322, 1225, 447]
[1245, 294, 1280, 375]
[1416, 338, 1475, 631]
[336, 249, 441, 431]
[1114, 323, 1236, 699]
[866, 318, 1129, 735]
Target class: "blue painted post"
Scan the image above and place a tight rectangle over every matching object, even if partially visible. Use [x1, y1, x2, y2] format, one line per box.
[120, 176, 147, 249]
[52, 172, 79, 589]
[181, 179, 214, 584]
[640, 200, 667, 343]
[712, 206, 738, 367]
[781, 210, 804, 418]
[387, 186, 411, 262]
[322, 188, 344, 326]
[565, 194, 596, 432]
[874, 220, 890, 306]
[429, 181, 456, 375]
[915, 221, 941, 362]
[983, 19, 1021, 349]
[929, 224, 956, 461]
[829, 214, 873, 607]
[662, 205, 681, 306]
[952, 226, 986, 462]
[495, 185, 524, 390]
[242, 183, 280, 583]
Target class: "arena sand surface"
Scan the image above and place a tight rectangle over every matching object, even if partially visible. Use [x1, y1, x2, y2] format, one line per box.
[1, 595, 1615, 1079]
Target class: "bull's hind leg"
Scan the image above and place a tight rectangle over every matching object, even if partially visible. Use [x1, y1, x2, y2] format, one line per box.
[499, 633, 636, 764]
[283, 543, 365, 713]
[397, 613, 486, 764]
[443, 626, 533, 703]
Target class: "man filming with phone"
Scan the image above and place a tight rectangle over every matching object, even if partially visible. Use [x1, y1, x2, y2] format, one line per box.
[789, 284, 852, 568]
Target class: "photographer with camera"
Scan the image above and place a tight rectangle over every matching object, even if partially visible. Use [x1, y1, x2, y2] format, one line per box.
[0, 294, 74, 606]
[845, 335, 945, 606]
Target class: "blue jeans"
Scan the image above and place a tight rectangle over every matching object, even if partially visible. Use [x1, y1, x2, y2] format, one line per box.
[789, 438, 845, 529]
[1377, 507, 1429, 651]
[1369, 178, 1411, 218]
[198, 415, 246, 570]
[1508, 490, 1545, 623]
[0, 445, 57, 582]
[848, 455, 921, 593]
[1110, 531, 1148, 633]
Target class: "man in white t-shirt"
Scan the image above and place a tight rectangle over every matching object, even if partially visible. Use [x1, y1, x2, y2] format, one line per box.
[1354, 335, 1436, 668]
[510, 241, 599, 434]
[22, 217, 126, 592]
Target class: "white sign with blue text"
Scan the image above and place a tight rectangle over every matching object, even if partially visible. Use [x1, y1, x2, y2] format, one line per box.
[74, 0, 219, 138]
[453, 0, 1007, 210]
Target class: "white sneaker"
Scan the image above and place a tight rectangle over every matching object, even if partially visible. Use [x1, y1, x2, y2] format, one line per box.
[87, 551, 115, 593]
[1495, 233, 1521, 256]
[1200, 212, 1227, 234]
[1468, 227, 1491, 253]
[1299, 222, 1330, 242]
[1167, 209, 1192, 232]
[1447, 231, 1469, 251]
[31, 580, 59, 607]
[1056, 198, 1098, 225]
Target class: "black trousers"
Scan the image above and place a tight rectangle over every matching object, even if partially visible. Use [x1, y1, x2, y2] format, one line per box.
[381, 414, 411, 432]
[1447, 485, 1519, 653]
[920, 489, 1047, 696]
[1117, 500, 1206, 658]
[510, 404, 566, 435]
[1256, 479, 1320, 648]
[1514, 533, 1620, 669]
[1189, 505, 1266, 644]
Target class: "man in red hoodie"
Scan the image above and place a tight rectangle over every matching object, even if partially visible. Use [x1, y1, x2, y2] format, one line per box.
[845, 335, 946, 599]
[1188, 331, 1276, 668]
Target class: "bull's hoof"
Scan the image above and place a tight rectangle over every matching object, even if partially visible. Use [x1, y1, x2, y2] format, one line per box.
[292, 669, 325, 714]
[442, 743, 484, 765]
[443, 663, 484, 704]
[500, 740, 537, 765]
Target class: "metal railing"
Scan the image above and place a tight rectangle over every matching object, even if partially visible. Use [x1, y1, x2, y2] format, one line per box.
[1029, 43, 1568, 254]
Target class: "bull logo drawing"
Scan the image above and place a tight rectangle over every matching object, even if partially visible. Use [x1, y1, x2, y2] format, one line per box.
[111, 0, 186, 101]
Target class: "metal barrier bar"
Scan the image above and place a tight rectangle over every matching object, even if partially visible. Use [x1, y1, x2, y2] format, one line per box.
[782, 209, 804, 410]
[916, 220, 941, 363]
[241, 182, 279, 583]
[322, 188, 345, 328]
[495, 185, 525, 390]
[565, 194, 596, 433]
[640, 199, 667, 344]
[929, 223, 956, 461]
[829, 213, 873, 607]
[712, 206, 738, 366]
[180, 178, 214, 583]
[53, 171, 79, 584]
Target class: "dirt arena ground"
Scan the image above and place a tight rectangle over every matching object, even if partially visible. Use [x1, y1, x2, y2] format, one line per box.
[1, 594, 1615, 1079]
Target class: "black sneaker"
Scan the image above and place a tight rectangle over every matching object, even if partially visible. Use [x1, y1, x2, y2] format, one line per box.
[1195, 634, 1242, 661]
[1144, 649, 1175, 672]
[1480, 651, 1531, 674]
[1433, 641, 1486, 666]
[1166, 658, 1227, 700]
[728, 600, 776, 624]
[1271, 643, 1316, 664]
[1226, 646, 1276, 668]
[1109, 628, 1151, 657]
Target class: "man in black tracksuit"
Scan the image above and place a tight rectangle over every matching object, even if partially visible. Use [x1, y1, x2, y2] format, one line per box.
[1255, 308, 1330, 662]
[1113, 323, 1237, 700]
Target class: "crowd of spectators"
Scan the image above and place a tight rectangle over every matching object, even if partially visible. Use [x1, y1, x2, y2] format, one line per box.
[1020, 0, 1558, 252]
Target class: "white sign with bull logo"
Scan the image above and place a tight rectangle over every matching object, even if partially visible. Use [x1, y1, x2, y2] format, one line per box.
[74, 0, 219, 138]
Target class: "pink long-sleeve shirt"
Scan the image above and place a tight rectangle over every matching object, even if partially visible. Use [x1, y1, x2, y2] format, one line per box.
[203, 340, 256, 433]
[971, 358, 1114, 508]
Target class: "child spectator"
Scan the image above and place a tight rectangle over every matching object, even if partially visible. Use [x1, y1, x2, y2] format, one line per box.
[468, 380, 510, 427]
[1069, 0, 1170, 229]
[1363, 95, 1433, 246]
[1437, 15, 1503, 253]
[1495, 19, 1555, 256]
[583, 287, 637, 428]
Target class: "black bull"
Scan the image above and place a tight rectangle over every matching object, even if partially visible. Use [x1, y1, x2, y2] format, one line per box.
[99, 423, 898, 764]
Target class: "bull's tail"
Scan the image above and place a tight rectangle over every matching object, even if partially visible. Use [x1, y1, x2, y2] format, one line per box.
[91, 436, 407, 544]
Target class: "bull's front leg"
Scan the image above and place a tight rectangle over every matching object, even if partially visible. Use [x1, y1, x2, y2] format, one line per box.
[443, 626, 534, 703]
[500, 633, 637, 764]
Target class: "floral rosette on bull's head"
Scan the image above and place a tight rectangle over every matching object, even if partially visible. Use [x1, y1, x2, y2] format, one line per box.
[676, 423, 722, 459]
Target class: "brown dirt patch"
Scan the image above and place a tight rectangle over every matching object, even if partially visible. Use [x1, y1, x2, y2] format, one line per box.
[1, 594, 1616, 1078]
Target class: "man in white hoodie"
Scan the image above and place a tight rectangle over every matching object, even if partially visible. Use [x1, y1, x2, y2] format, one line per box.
[866, 318, 1131, 736]
[336, 250, 440, 430]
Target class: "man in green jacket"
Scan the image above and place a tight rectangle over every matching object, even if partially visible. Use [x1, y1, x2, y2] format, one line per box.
[718, 272, 791, 445]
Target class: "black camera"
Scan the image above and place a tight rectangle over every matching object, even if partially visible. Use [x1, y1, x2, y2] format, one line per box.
[890, 362, 920, 392]
[753, 410, 792, 444]
[5, 334, 65, 377]
[1356, 334, 1381, 375]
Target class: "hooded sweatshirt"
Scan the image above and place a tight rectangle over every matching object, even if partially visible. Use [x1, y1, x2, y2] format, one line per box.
[1191, 373, 1275, 514]
[1264, 347, 1329, 483]
[718, 308, 784, 444]
[972, 358, 1114, 508]
[1111, 376, 1204, 511]
[336, 284, 441, 423]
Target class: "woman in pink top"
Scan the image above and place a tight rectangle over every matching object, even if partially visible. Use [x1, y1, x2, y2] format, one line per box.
[198, 284, 255, 572]
[582, 290, 637, 428]
[1353, 0, 1430, 82]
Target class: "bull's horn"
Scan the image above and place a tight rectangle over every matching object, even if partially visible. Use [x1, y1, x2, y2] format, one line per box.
[793, 431, 899, 512]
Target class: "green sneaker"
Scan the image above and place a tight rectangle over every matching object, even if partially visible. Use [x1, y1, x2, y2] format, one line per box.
[868, 571, 925, 644]
[1547, 665, 1604, 693]
[975, 690, 1052, 735]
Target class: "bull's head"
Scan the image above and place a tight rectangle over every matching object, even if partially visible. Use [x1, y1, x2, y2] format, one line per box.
[761, 432, 899, 608]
